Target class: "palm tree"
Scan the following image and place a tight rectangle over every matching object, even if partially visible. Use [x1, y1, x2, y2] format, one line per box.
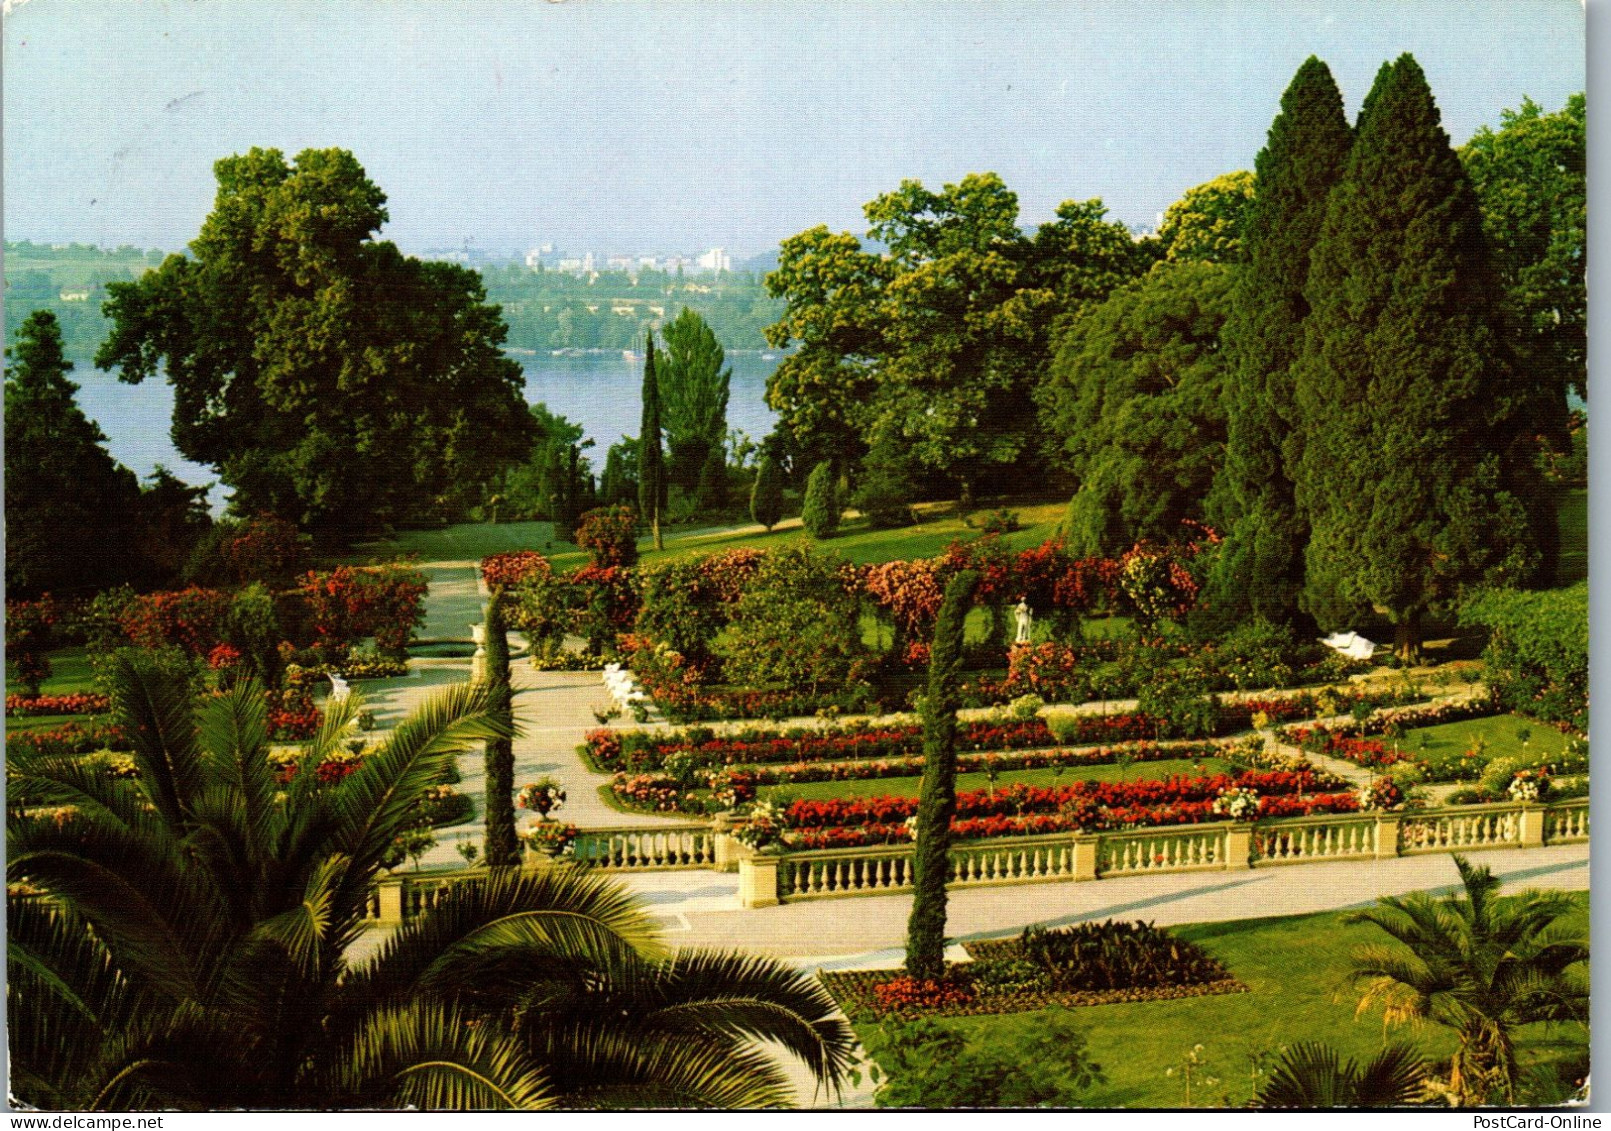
[8, 652, 854, 1110]
[1253, 1042, 1429, 1108]
[1345, 855, 1588, 1106]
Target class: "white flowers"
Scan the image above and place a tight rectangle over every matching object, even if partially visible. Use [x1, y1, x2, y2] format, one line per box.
[1211, 786, 1260, 821]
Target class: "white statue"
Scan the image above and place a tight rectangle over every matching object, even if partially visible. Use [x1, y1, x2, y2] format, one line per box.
[1014, 599, 1033, 645]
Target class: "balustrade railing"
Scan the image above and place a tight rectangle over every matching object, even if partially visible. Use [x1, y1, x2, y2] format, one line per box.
[1397, 803, 1521, 854]
[1543, 798, 1589, 843]
[1251, 812, 1378, 865]
[571, 825, 717, 869]
[1099, 825, 1226, 876]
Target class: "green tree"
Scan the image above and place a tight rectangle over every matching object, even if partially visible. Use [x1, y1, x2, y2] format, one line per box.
[4, 310, 143, 597]
[1156, 171, 1257, 264]
[637, 332, 667, 551]
[1346, 856, 1587, 1106]
[852, 431, 922, 528]
[1461, 93, 1585, 404]
[481, 586, 520, 868]
[1253, 1043, 1429, 1108]
[1039, 261, 1232, 556]
[1291, 55, 1538, 659]
[7, 655, 854, 1110]
[656, 308, 732, 501]
[749, 453, 786, 532]
[800, 460, 840, 539]
[766, 182, 1152, 505]
[1211, 57, 1353, 627]
[599, 436, 640, 506]
[1460, 93, 1586, 583]
[904, 570, 979, 981]
[95, 148, 534, 543]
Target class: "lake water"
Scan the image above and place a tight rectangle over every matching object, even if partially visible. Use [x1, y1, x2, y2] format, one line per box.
[69, 350, 783, 510]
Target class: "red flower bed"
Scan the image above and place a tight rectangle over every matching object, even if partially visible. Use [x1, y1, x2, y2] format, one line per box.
[480, 551, 552, 589]
[6, 692, 111, 717]
[870, 976, 975, 1011]
[782, 770, 1338, 831]
[268, 690, 322, 741]
[1286, 726, 1416, 769]
[300, 565, 428, 657]
[6, 719, 129, 754]
[731, 740, 1226, 787]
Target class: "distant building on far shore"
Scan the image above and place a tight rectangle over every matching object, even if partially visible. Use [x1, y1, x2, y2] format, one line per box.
[697, 247, 731, 274]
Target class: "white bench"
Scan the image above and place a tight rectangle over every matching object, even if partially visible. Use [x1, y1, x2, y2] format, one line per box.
[328, 673, 351, 702]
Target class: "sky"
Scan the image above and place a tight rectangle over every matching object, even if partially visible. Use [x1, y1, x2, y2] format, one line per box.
[2, 0, 1587, 259]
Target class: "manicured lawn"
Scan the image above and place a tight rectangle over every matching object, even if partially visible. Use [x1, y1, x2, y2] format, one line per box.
[855, 899, 1586, 1108]
[339, 503, 1067, 573]
[338, 520, 560, 565]
[1373, 713, 1571, 764]
[36, 646, 98, 695]
[757, 757, 1234, 802]
[1557, 487, 1586, 586]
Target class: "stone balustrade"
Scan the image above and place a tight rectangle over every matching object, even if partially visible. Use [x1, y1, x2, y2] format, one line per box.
[737, 797, 1590, 908]
[361, 799, 1589, 921]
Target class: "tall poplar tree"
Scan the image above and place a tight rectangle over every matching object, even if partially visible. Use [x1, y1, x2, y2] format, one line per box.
[904, 570, 979, 981]
[637, 332, 667, 551]
[1210, 56, 1352, 626]
[1291, 55, 1537, 659]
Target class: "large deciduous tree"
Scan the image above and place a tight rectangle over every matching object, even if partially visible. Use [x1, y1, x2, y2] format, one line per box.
[1039, 261, 1232, 557]
[765, 178, 1151, 505]
[5, 311, 143, 597]
[1291, 55, 1539, 659]
[1210, 57, 1353, 627]
[96, 148, 535, 543]
[1156, 171, 1257, 264]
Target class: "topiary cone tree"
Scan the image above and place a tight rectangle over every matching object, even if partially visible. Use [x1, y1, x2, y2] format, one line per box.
[750, 452, 786, 531]
[904, 569, 980, 981]
[801, 459, 840, 539]
[482, 585, 520, 867]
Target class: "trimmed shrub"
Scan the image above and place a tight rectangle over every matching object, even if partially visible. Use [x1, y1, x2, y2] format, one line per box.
[575, 504, 640, 569]
[749, 453, 786, 531]
[801, 460, 840, 539]
[1461, 584, 1587, 731]
[1018, 920, 1230, 992]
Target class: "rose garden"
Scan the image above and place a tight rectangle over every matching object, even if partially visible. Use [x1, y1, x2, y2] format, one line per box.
[5, 47, 1589, 1112]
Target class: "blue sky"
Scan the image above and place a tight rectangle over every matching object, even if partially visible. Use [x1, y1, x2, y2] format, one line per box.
[3, 0, 1586, 258]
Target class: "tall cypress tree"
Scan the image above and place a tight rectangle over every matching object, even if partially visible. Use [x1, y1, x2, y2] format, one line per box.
[482, 586, 519, 868]
[904, 570, 979, 981]
[637, 332, 667, 551]
[1291, 55, 1537, 659]
[1210, 56, 1352, 627]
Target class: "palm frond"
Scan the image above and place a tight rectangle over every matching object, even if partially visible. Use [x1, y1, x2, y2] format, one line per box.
[318, 1003, 553, 1110]
[627, 950, 858, 1091]
[104, 651, 203, 826]
[531, 1021, 795, 1109]
[344, 866, 660, 1015]
[246, 854, 348, 980]
[1353, 1043, 1432, 1106]
[193, 678, 276, 845]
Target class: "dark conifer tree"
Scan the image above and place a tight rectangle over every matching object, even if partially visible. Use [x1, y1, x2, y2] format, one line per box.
[637, 332, 667, 550]
[4, 311, 145, 597]
[905, 570, 979, 981]
[801, 460, 840, 539]
[481, 586, 519, 868]
[1210, 56, 1352, 627]
[1291, 55, 1538, 659]
[749, 453, 786, 531]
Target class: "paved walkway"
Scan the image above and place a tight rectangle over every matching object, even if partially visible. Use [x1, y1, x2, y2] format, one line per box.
[621, 841, 1589, 962]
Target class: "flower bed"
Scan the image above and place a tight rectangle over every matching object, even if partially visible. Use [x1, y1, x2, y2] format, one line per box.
[284, 658, 410, 685]
[5, 692, 111, 717]
[824, 921, 1246, 1020]
[6, 719, 130, 755]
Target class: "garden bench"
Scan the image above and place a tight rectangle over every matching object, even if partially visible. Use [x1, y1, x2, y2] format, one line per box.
[328, 673, 351, 702]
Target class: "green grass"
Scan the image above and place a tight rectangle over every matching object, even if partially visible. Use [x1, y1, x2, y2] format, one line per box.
[347, 504, 1068, 572]
[858, 898, 1586, 1108]
[1557, 487, 1586, 586]
[337, 521, 560, 565]
[757, 757, 1233, 802]
[1375, 713, 1570, 764]
[37, 646, 98, 695]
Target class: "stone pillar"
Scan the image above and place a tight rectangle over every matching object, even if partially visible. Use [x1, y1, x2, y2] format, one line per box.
[1225, 823, 1254, 869]
[711, 814, 746, 873]
[1519, 805, 1546, 848]
[1073, 834, 1100, 881]
[375, 878, 406, 926]
[1374, 813, 1403, 858]
[470, 622, 488, 685]
[738, 855, 781, 908]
